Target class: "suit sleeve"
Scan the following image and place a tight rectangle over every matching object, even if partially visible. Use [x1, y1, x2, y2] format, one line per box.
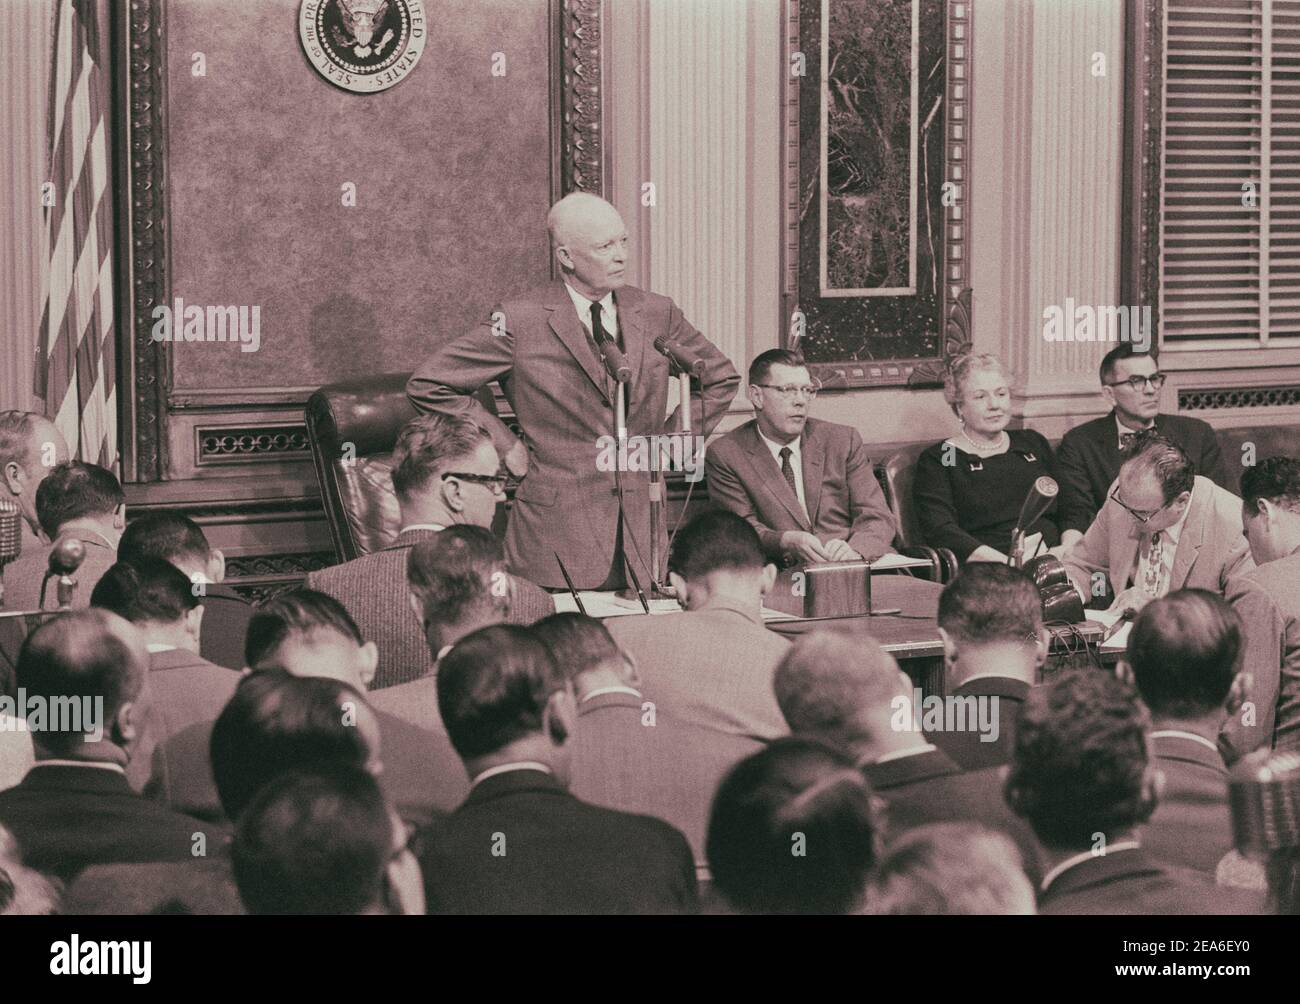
[1222, 574, 1281, 762]
[844, 429, 896, 558]
[1055, 430, 1098, 534]
[705, 443, 785, 559]
[912, 447, 983, 561]
[660, 301, 740, 437]
[1062, 499, 1112, 600]
[406, 308, 520, 457]
[1198, 424, 1231, 493]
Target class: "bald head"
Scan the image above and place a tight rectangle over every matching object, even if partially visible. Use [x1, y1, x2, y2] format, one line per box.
[0, 411, 70, 533]
[547, 193, 628, 300]
[773, 631, 915, 760]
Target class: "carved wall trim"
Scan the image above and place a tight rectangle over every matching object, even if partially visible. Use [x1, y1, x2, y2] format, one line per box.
[1121, 0, 1163, 340]
[195, 423, 312, 466]
[1179, 385, 1300, 412]
[557, 0, 605, 196]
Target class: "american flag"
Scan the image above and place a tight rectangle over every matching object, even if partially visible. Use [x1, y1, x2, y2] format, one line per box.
[35, 0, 117, 470]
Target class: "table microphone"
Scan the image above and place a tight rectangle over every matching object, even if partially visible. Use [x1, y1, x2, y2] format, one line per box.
[42, 536, 86, 611]
[1011, 476, 1059, 568]
[0, 500, 22, 608]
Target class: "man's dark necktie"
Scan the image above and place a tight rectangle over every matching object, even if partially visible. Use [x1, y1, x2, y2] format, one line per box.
[779, 446, 801, 504]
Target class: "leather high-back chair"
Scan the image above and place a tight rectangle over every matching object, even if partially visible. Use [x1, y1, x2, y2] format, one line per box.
[876, 444, 958, 580]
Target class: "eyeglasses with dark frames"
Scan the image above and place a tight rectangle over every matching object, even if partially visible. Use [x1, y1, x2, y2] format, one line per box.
[1105, 372, 1167, 391]
[1108, 484, 1168, 524]
[441, 471, 510, 494]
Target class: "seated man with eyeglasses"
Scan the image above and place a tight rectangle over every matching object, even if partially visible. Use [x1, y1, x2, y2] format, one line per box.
[1056, 345, 1228, 548]
[704, 349, 896, 565]
[1061, 430, 1253, 614]
[307, 414, 554, 689]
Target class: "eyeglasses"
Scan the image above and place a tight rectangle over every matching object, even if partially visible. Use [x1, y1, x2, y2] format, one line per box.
[442, 471, 510, 495]
[1105, 372, 1167, 391]
[754, 383, 821, 401]
[1109, 484, 1168, 524]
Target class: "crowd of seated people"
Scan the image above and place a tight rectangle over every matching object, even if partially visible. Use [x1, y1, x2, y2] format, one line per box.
[0, 354, 1298, 914]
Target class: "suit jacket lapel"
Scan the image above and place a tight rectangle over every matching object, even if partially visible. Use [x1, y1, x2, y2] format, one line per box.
[614, 288, 646, 400]
[801, 425, 826, 526]
[545, 284, 610, 403]
[1170, 478, 1208, 588]
[740, 424, 811, 531]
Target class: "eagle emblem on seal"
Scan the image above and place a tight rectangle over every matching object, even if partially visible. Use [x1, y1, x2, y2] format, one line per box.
[299, 0, 426, 93]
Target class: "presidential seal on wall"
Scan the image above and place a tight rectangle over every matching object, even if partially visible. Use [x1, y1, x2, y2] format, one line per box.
[299, 0, 426, 93]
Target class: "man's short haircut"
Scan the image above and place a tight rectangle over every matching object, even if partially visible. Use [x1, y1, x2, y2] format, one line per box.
[15, 610, 143, 755]
[748, 348, 807, 386]
[1241, 456, 1300, 516]
[861, 823, 1034, 915]
[937, 564, 1043, 646]
[437, 624, 565, 760]
[34, 461, 124, 539]
[118, 511, 211, 568]
[1099, 342, 1155, 385]
[390, 413, 492, 503]
[773, 631, 902, 749]
[530, 612, 624, 682]
[406, 524, 508, 648]
[0, 411, 41, 469]
[209, 670, 372, 821]
[1121, 430, 1195, 504]
[668, 509, 765, 580]
[232, 764, 392, 916]
[90, 557, 199, 625]
[244, 589, 365, 670]
[1006, 669, 1153, 849]
[706, 737, 878, 914]
[1127, 589, 1241, 718]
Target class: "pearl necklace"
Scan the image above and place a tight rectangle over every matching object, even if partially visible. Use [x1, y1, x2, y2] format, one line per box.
[960, 428, 1009, 454]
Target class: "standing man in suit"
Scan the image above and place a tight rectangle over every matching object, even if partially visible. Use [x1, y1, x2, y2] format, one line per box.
[0, 610, 222, 884]
[118, 512, 253, 671]
[1225, 456, 1300, 759]
[1056, 345, 1227, 545]
[1123, 590, 1245, 875]
[308, 413, 553, 689]
[532, 612, 762, 867]
[606, 510, 790, 741]
[420, 624, 698, 914]
[932, 564, 1048, 770]
[90, 558, 238, 793]
[2, 461, 124, 611]
[705, 349, 895, 565]
[1008, 669, 1259, 915]
[407, 192, 740, 590]
[1062, 431, 1253, 612]
[0, 410, 69, 570]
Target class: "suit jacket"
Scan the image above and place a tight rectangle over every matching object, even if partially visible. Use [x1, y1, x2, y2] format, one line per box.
[367, 672, 445, 734]
[861, 746, 1042, 881]
[1143, 732, 1234, 876]
[420, 768, 698, 914]
[1061, 475, 1254, 601]
[145, 704, 466, 826]
[198, 583, 254, 670]
[407, 283, 740, 588]
[1, 529, 117, 612]
[568, 690, 762, 866]
[64, 852, 243, 915]
[927, 676, 1030, 771]
[605, 602, 790, 741]
[131, 648, 239, 794]
[0, 763, 224, 884]
[703, 418, 896, 562]
[307, 527, 555, 689]
[1222, 547, 1300, 761]
[1056, 411, 1228, 534]
[1038, 846, 1261, 915]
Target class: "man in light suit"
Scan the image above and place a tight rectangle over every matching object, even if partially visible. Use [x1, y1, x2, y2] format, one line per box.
[1062, 431, 1253, 613]
[1224, 456, 1300, 759]
[1123, 590, 1244, 874]
[3, 461, 123, 612]
[532, 612, 761, 867]
[0, 410, 69, 576]
[308, 414, 553, 688]
[90, 558, 238, 793]
[606, 510, 790, 741]
[704, 348, 895, 566]
[407, 192, 740, 590]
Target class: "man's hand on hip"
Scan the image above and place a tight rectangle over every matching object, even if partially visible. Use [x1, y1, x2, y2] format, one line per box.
[504, 440, 530, 478]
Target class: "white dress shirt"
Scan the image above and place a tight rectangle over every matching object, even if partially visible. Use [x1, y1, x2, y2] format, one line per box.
[470, 761, 553, 788]
[756, 426, 808, 517]
[565, 283, 620, 344]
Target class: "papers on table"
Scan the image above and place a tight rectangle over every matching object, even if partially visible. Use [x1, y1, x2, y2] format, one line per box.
[550, 590, 799, 621]
[1085, 609, 1132, 652]
[866, 553, 934, 571]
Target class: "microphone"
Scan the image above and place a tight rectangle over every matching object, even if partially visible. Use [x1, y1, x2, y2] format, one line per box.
[1015, 476, 1059, 534]
[653, 335, 705, 377]
[594, 331, 631, 384]
[41, 536, 85, 611]
[0, 500, 22, 609]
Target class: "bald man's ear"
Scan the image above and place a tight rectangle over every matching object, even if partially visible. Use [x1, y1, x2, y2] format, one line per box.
[937, 626, 958, 668]
[207, 548, 226, 584]
[358, 641, 379, 688]
[1226, 671, 1251, 716]
[112, 503, 126, 531]
[760, 563, 778, 597]
[2, 460, 22, 496]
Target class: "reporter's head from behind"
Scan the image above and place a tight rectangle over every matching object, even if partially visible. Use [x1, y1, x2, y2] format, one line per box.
[91, 557, 203, 654]
[407, 524, 511, 660]
[705, 737, 879, 914]
[244, 588, 378, 689]
[391, 413, 504, 532]
[232, 764, 410, 916]
[35, 460, 124, 544]
[666, 509, 777, 614]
